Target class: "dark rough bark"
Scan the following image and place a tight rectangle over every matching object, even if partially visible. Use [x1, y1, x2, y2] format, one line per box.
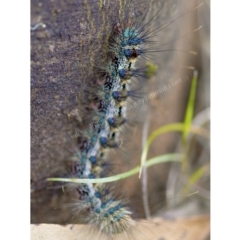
[31, 0, 208, 223]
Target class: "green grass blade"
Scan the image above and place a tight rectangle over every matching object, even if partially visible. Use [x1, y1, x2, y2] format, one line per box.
[47, 153, 184, 184]
[140, 123, 185, 177]
[182, 70, 198, 145]
[188, 164, 208, 185]
[139, 121, 209, 178]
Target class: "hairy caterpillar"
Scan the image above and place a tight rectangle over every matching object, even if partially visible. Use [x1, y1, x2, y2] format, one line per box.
[31, 0, 208, 238]
[66, 20, 155, 237]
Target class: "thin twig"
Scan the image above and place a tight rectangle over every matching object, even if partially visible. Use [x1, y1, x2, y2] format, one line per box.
[141, 113, 151, 219]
